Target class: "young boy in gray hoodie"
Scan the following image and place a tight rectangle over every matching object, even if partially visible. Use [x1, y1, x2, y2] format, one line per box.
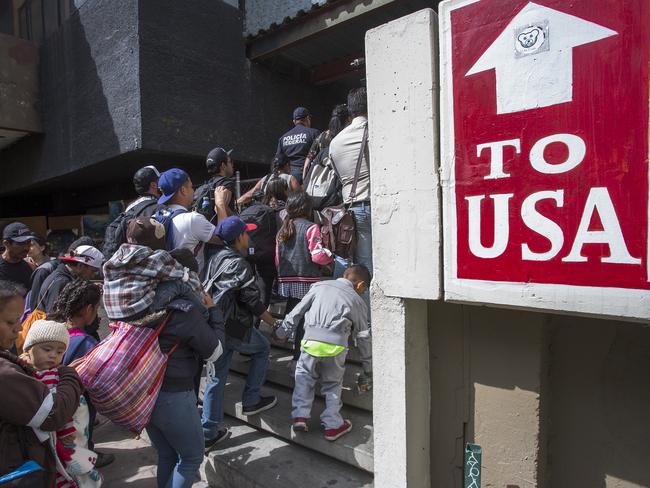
[274, 264, 372, 441]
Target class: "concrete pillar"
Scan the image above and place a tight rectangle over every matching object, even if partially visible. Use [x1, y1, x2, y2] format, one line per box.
[372, 288, 430, 488]
[365, 8, 440, 488]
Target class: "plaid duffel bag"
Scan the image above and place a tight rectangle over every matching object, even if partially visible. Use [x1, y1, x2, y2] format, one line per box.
[72, 312, 177, 434]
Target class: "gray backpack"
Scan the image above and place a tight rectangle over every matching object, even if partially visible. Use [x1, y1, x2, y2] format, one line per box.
[304, 150, 342, 210]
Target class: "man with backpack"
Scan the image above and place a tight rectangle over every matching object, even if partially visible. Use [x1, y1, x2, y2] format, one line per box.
[193, 147, 237, 220]
[154, 168, 227, 275]
[102, 165, 162, 259]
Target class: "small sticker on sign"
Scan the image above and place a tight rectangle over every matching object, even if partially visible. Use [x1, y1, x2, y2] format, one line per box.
[514, 20, 549, 57]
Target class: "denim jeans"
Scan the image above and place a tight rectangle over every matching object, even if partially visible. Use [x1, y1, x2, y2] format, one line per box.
[146, 390, 204, 488]
[334, 203, 373, 316]
[201, 327, 271, 440]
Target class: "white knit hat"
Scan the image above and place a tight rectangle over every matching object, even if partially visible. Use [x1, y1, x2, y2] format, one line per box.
[23, 320, 70, 352]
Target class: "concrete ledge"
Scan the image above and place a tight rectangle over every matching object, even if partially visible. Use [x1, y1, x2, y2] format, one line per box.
[222, 372, 374, 473]
[204, 418, 373, 488]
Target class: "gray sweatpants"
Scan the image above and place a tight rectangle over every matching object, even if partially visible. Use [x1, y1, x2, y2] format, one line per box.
[292, 350, 347, 429]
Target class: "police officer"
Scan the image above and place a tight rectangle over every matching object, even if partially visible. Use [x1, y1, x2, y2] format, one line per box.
[274, 107, 321, 185]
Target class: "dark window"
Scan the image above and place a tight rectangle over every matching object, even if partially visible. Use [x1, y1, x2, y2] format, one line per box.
[0, 0, 13, 35]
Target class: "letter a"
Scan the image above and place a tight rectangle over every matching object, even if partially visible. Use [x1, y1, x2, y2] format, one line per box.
[562, 187, 641, 264]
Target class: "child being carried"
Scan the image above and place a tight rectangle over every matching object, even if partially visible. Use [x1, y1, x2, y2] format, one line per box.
[22, 319, 102, 487]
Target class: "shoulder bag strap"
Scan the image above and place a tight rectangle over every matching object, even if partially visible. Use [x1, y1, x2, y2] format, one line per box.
[346, 124, 369, 209]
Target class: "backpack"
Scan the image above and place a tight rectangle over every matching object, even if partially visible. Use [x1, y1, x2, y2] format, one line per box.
[240, 203, 277, 264]
[317, 125, 369, 260]
[151, 207, 188, 250]
[102, 198, 158, 258]
[192, 175, 236, 222]
[304, 149, 343, 211]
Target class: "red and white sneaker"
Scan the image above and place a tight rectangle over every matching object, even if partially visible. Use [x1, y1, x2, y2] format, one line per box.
[324, 420, 352, 441]
[293, 417, 309, 432]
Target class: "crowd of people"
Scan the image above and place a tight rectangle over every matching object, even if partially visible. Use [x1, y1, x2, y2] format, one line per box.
[0, 87, 373, 488]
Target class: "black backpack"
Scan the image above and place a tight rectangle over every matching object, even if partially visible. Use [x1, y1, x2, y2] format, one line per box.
[192, 175, 236, 223]
[240, 203, 277, 264]
[102, 198, 159, 259]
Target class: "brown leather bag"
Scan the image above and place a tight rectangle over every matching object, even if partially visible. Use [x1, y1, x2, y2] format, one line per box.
[317, 125, 369, 260]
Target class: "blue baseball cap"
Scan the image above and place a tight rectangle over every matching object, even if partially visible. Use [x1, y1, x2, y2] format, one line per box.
[293, 107, 310, 120]
[215, 216, 257, 245]
[158, 168, 189, 205]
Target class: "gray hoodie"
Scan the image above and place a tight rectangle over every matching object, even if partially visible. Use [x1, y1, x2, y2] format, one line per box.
[278, 278, 371, 372]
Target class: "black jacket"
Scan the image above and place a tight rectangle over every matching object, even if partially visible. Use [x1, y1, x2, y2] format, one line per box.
[146, 299, 225, 392]
[28, 259, 59, 311]
[203, 246, 266, 341]
[37, 264, 75, 314]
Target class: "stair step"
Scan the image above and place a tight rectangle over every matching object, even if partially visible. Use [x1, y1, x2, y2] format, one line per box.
[230, 348, 373, 412]
[258, 323, 366, 365]
[221, 372, 374, 473]
[202, 417, 373, 488]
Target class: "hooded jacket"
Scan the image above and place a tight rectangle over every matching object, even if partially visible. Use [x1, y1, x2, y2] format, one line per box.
[203, 246, 266, 341]
[37, 264, 75, 314]
[277, 278, 372, 372]
[0, 350, 82, 487]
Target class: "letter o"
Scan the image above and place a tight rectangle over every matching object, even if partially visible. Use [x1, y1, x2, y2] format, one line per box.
[529, 133, 586, 174]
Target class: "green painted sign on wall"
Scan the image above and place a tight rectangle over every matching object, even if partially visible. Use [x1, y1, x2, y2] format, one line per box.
[464, 443, 481, 488]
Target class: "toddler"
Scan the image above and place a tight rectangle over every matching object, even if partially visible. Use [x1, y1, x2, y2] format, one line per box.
[23, 319, 102, 488]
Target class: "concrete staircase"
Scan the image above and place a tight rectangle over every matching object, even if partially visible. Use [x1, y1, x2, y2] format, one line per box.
[202, 300, 374, 487]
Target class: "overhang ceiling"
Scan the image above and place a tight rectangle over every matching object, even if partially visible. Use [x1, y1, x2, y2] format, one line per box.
[247, 0, 436, 86]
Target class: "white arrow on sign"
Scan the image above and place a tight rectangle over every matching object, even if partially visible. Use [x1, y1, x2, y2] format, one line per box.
[466, 2, 617, 114]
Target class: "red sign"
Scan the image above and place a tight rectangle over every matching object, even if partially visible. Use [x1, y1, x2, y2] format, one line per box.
[440, 0, 650, 319]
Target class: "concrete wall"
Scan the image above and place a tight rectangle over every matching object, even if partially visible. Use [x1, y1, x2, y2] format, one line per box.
[0, 33, 40, 133]
[244, 0, 327, 36]
[546, 315, 650, 488]
[0, 0, 141, 193]
[428, 302, 547, 488]
[138, 0, 336, 167]
[365, 8, 440, 301]
[428, 301, 650, 488]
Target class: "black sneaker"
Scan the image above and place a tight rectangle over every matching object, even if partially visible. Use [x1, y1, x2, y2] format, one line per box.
[242, 396, 277, 416]
[204, 428, 230, 454]
[94, 451, 116, 469]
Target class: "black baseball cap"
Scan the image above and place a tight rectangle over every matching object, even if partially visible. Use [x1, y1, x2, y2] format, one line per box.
[206, 147, 233, 171]
[133, 165, 160, 193]
[2, 222, 36, 243]
[293, 107, 310, 120]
